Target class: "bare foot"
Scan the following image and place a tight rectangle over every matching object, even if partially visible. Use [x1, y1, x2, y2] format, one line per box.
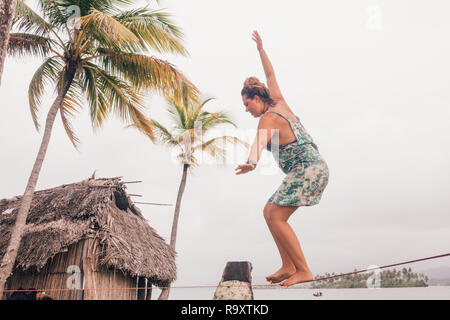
[266, 267, 296, 284]
[280, 270, 314, 287]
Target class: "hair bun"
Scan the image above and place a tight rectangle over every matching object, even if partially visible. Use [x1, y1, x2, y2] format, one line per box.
[244, 77, 262, 88]
[241, 76, 274, 106]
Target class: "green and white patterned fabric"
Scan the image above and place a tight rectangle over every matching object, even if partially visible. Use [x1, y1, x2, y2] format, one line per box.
[265, 110, 330, 207]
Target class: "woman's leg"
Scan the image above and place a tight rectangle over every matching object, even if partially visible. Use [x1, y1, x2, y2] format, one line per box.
[264, 203, 297, 283]
[263, 202, 314, 286]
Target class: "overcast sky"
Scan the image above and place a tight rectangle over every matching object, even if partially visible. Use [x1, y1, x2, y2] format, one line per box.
[1, 0, 450, 291]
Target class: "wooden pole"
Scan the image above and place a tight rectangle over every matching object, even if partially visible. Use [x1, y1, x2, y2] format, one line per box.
[133, 201, 173, 206]
[146, 281, 152, 300]
[82, 256, 97, 300]
[137, 277, 146, 300]
[213, 261, 254, 300]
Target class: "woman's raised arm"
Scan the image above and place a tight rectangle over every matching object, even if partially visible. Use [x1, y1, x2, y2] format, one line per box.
[252, 30, 284, 102]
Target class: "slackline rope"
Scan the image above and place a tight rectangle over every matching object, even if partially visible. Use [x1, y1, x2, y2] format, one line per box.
[1, 251, 449, 293]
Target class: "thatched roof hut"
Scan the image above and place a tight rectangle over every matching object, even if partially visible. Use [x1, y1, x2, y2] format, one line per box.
[0, 177, 176, 300]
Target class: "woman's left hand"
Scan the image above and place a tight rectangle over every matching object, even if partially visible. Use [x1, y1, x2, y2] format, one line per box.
[252, 30, 263, 51]
[235, 163, 255, 175]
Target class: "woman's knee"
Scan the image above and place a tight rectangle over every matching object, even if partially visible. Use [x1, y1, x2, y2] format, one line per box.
[263, 204, 272, 222]
[264, 202, 297, 224]
[263, 203, 283, 224]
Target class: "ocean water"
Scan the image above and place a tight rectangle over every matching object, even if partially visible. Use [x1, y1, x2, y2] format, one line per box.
[153, 286, 450, 300]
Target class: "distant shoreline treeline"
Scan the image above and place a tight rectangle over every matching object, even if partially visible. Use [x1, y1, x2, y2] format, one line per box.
[312, 267, 428, 288]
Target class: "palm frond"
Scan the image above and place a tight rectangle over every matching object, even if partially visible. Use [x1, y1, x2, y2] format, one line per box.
[28, 56, 64, 131]
[38, 0, 71, 26]
[198, 110, 238, 131]
[60, 81, 83, 148]
[192, 136, 250, 163]
[7, 33, 57, 58]
[127, 102, 155, 142]
[184, 97, 216, 129]
[81, 64, 108, 129]
[38, 0, 119, 26]
[113, 8, 187, 55]
[80, 8, 139, 49]
[154, 95, 246, 169]
[94, 49, 199, 105]
[82, 63, 154, 139]
[55, 0, 128, 16]
[14, 0, 53, 36]
[166, 100, 187, 130]
[148, 119, 179, 146]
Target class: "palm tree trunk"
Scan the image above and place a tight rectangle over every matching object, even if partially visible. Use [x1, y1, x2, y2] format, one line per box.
[0, 0, 18, 86]
[170, 162, 189, 249]
[0, 67, 75, 299]
[158, 162, 189, 300]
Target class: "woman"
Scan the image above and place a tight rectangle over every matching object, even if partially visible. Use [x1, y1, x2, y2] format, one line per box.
[235, 31, 330, 287]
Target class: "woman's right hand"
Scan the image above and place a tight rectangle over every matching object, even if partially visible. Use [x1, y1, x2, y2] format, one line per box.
[235, 163, 255, 175]
[252, 30, 263, 51]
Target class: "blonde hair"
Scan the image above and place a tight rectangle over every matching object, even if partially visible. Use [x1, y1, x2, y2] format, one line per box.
[241, 77, 275, 106]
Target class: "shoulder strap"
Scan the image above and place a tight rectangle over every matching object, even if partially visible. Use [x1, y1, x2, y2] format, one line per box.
[265, 110, 292, 122]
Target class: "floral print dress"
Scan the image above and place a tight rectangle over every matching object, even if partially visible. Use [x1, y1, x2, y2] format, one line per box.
[265, 110, 329, 207]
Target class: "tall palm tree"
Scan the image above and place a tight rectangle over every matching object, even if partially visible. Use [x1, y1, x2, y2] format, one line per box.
[0, 0, 18, 85]
[145, 97, 249, 299]
[0, 0, 198, 297]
